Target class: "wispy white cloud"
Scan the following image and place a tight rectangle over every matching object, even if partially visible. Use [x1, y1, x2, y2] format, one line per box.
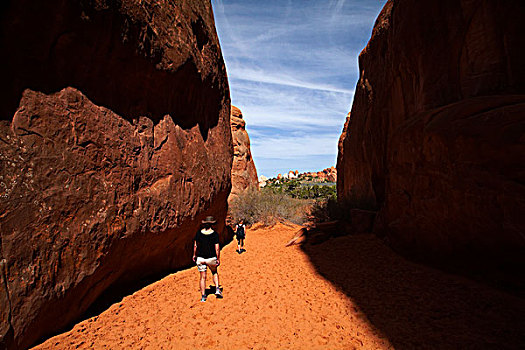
[211, 0, 387, 176]
[230, 67, 354, 94]
[232, 81, 352, 130]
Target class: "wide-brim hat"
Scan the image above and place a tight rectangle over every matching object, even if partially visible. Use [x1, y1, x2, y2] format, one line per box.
[202, 216, 216, 224]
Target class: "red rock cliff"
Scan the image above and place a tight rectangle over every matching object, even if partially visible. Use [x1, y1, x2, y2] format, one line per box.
[0, 0, 232, 348]
[337, 1, 525, 273]
[229, 106, 258, 201]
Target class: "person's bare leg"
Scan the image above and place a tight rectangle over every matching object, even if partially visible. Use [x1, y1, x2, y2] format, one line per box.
[213, 272, 219, 289]
[199, 271, 207, 296]
[210, 266, 219, 289]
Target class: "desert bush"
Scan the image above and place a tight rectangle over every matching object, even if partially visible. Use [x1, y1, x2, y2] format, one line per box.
[308, 197, 340, 223]
[229, 188, 309, 225]
[306, 196, 360, 224]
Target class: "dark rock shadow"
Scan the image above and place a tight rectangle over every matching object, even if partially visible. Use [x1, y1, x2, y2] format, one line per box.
[300, 234, 525, 349]
[30, 219, 234, 349]
[28, 265, 186, 349]
[31, 235, 234, 348]
[81, 266, 189, 321]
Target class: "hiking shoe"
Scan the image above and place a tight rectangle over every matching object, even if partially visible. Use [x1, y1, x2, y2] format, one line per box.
[215, 288, 223, 298]
[200, 295, 207, 302]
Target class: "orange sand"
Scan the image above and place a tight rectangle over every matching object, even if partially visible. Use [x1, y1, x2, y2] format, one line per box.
[34, 223, 524, 349]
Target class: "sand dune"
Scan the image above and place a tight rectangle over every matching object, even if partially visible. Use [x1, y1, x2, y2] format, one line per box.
[34, 224, 524, 349]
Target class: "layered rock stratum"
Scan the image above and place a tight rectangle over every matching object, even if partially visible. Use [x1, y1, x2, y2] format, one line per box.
[229, 106, 258, 200]
[337, 0, 525, 277]
[0, 0, 232, 348]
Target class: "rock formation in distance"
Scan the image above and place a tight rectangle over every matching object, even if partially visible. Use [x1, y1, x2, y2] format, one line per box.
[337, 0, 525, 278]
[229, 106, 258, 201]
[303, 167, 337, 183]
[0, 0, 232, 348]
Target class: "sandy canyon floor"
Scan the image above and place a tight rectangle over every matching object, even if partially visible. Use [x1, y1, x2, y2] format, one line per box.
[35, 224, 524, 349]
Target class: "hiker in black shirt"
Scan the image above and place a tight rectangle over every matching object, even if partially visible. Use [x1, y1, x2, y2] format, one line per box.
[193, 216, 223, 302]
[235, 219, 246, 253]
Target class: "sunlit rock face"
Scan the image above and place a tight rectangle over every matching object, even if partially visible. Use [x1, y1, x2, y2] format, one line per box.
[0, 0, 232, 348]
[337, 0, 525, 273]
[229, 106, 258, 201]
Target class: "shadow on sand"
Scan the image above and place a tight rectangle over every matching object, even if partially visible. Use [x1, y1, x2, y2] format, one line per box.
[300, 233, 525, 349]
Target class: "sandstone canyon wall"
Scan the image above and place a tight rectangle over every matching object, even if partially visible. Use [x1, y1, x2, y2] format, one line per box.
[0, 0, 232, 348]
[337, 0, 525, 276]
[229, 106, 258, 201]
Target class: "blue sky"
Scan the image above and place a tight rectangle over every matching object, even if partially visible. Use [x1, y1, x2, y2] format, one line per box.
[210, 0, 387, 178]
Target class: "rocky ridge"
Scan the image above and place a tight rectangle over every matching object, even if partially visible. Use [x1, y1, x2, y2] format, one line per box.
[337, 0, 525, 281]
[303, 167, 337, 183]
[0, 0, 232, 348]
[229, 106, 258, 200]
[273, 167, 337, 183]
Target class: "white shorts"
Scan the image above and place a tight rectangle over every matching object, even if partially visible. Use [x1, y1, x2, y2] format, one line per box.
[196, 257, 218, 272]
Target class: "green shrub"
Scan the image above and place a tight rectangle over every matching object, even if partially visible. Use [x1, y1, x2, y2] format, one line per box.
[229, 188, 310, 225]
[264, 178, 336, 200]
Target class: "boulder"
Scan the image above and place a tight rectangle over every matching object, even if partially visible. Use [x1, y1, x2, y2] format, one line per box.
[337, 0, 525, 274]
[0, 0, 232, 348]
[229, 106, 258, 200]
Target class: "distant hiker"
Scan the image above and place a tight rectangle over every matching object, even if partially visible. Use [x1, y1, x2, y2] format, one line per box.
[235, 220, 246, 253]
[193, 216, 223, 302]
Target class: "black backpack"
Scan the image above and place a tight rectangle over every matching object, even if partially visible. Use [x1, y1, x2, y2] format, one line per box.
[236, 225, 245, 236]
